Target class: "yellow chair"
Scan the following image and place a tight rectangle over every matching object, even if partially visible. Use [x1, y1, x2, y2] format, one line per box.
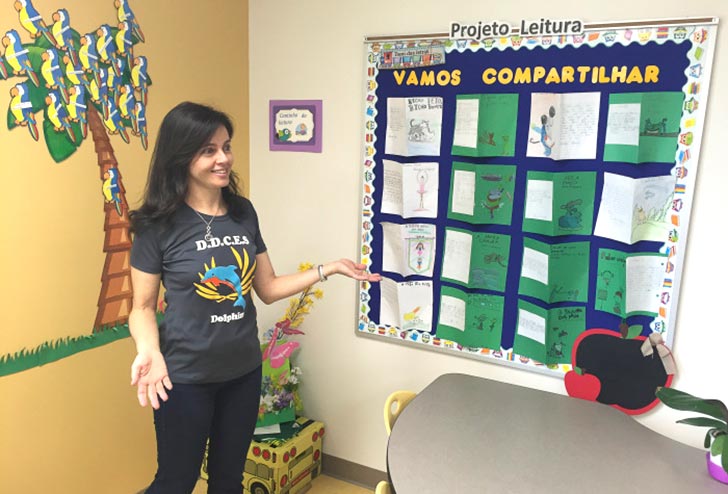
[375, 480, 392, 494]
[383, 390, 417, 436]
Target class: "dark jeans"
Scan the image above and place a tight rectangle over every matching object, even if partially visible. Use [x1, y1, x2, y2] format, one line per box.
[145, 365, 262, 494]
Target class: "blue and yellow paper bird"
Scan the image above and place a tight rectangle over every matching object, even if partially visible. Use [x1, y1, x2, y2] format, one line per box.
[51, 9, 78, 65]
[45, 90, 76, 143]
[103, 99, 129, 143]
[66, 84, 87, 138]
[41, 48, 69, 104]
[2, 29, 40, 86]
[79, 33, 101, 88]
[115, 21, 133, 66]
[102, 167, 122, 216]
[14, 0, 54, 45]
[9, 82, 39, 141]
[95, 24, 118, 70]
[115, 0, 145, 42]
[131, 55, 148, 105]
[132, 100, 148, 150]
[118, 83, 135, 119]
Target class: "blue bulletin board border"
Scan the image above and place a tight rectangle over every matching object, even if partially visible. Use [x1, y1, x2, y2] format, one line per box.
[356, 18, 718, 377]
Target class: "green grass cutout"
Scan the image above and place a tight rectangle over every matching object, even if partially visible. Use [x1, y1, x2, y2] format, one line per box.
[0, 313, 164, 378]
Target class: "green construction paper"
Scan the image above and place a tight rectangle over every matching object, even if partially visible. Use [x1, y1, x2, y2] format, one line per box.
[595, 249, 628, 316]
[512, 300, 585, 365]
[518, 237, 590, 303]
[522, 171, 596, 236]
[448, 162, 516, 225]
[451, 93, 518, 157]
[441, 227, 511, 292]
[603, 92, 684, 164]
[436, 285, 504, 349]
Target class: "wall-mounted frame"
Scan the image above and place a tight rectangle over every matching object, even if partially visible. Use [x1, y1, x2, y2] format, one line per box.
[269, 99, 323, 152]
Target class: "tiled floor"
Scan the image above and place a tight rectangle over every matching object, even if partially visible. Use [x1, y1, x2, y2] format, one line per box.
[192, 474, 373, 493]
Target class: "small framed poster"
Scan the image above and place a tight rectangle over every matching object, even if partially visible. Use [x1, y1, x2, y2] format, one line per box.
[269, 99, 323, 152]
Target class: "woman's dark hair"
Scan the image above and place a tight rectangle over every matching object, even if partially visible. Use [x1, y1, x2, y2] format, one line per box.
[129, 101, 246, 232]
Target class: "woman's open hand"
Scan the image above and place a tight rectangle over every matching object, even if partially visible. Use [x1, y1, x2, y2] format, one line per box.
[131, 350, 173, 409]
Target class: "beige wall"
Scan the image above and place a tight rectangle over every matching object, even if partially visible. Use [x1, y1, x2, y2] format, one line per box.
[249, 0, 728, 472]
[0, 1, 248, 492]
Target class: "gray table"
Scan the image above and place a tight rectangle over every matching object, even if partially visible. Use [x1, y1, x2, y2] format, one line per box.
[387, 373, 725, 493]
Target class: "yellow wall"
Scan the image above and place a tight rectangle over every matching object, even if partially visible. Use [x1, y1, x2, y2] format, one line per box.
[0, 1, 248, 491]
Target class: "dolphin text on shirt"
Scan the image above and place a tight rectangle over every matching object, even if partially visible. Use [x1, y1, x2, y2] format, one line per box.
[211, 312, 245, 324]
[195, 235, 250, 251]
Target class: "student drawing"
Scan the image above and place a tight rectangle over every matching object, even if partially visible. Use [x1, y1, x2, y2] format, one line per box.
[408, 118, 435, 142]
[407, 236, 434, 275]
[529, 105, 556, 156]
[415, 169, 429, 211]
[642, 117, 668, 136]
[558, 198, 583, 230]
[480, 172, 513, 219]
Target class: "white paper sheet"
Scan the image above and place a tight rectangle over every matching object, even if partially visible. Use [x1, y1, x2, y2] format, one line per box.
[595, 173, 675, 245]
[527, 92, 600, 160]
[381, 222, 436, 277]
[524, 179, 553, 221]
[517, 308, 546, 344]
[441, 229, 473, 283]
[521, 247, 549, 285]
[605, 103, 641, 146]
[382, 160, 439, 219]
[438, 295, 466, 331]
[385, 97, 443, 156]
[451, 169, 475, 216]
[381, 159, 404, 216]
[452, 98, 479, 148]
[626, 255, 666, 315]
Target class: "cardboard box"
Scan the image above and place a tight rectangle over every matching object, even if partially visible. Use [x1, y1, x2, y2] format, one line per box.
[201, 416, 325, 494]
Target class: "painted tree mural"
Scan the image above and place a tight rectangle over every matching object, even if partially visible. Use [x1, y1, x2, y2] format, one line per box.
[0, 0, 150, 375]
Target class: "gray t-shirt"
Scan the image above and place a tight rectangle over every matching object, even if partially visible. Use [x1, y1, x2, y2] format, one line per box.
[130, 199, 267, 384]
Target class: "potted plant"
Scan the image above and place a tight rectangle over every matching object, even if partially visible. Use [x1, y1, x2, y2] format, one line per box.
[656, 387, 728, 483]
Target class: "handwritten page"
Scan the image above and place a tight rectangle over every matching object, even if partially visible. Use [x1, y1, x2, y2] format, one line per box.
[385, 97, 443, 156]
[605, 103, 641, 146]
[452, 98, 479, 149]
[595, 172, 675, 244]
[379, 278, 433, 332]
[524, 179, 553, 222]
[517, 307, 546, 344]
[436, 285, 504, 349]
[381, 159, 439, 218]
[438, 294, 466, 331]
[381, 222, 436, 277]
[450, 169, 475, 216]
[626, 255, 666, 316]
[527, 92, 600, 160]
[440, 228, 472, 283]
[513, 301, 585, 364]
[521, 246, 549, 285]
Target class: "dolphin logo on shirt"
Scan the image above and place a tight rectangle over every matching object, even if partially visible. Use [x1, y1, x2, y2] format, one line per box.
[200, 265, 246, 308]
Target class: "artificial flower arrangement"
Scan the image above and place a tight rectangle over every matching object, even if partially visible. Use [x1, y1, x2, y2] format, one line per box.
[257, 263, 324, 426]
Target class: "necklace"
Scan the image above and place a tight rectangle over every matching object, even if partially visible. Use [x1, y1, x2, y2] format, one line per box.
[192, 206, 220, 241]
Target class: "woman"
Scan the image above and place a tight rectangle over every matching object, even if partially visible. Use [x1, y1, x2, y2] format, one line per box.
[129, 101, 380, 493]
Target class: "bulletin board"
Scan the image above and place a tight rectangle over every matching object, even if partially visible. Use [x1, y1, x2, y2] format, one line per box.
[356, 18, 718, 377]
